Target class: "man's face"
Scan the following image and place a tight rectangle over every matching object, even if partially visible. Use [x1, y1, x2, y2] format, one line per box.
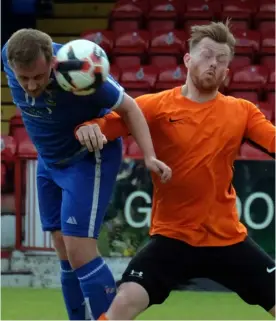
[184, 37, 231, 93]
[11, 55, 53, 98]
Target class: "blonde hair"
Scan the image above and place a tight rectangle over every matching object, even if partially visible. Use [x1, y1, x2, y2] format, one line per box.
[188, 20, 236, 58]
[7, 28, 53, 68]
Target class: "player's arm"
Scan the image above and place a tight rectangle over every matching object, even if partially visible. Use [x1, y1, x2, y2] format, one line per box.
[114, 93, 158, 159]
[244, 101, 275, 158]
[76, 111, 131, 141]
[76, 88, 172, 182]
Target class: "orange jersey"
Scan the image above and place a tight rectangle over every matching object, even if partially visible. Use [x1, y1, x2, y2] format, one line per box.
[77, 87, 275, 246]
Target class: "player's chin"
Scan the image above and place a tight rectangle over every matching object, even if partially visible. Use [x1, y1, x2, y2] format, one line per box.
[201, 82, 218, 92]
[26, 90, 43, 98]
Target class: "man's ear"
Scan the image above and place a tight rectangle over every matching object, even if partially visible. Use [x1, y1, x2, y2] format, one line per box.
[183, 53, 191, 69]
[7, 60, 13, 70]
[51, 56, 57, 69]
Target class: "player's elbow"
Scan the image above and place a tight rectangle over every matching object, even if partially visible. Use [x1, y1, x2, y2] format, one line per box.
[115, 93, 140, 118]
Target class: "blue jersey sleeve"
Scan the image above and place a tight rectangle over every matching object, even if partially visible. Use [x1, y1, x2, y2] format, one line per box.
[95, 75, 124, 110]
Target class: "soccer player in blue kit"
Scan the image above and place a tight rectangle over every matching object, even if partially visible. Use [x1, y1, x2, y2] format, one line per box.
[2, 29, 171, 320]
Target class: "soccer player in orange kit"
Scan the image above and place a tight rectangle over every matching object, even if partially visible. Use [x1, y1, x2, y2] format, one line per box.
[75, 21, 276, 319]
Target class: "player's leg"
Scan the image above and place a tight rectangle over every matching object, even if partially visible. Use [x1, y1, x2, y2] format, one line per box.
[55, 140, 122, 319]
[207, 237, 275, 316]
[100, 235, 200, 320]
[37, 158, 87, 320]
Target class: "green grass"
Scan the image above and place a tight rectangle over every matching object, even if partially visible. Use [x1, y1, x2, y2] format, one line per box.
[1, 288, 273, 320]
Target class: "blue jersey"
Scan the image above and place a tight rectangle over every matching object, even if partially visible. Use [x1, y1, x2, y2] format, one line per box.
[2, 42, 124, 166]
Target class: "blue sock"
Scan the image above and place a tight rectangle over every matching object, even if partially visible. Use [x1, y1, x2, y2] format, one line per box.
[75, 256, 117, 320]
[60, 260, 88, 320]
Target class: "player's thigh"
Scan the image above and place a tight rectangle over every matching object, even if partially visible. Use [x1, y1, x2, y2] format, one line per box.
[119, 235, 199, 306]
[209, 237, 275, 311]
[37, 158, 62, 232]
[56, 140, 122, 238]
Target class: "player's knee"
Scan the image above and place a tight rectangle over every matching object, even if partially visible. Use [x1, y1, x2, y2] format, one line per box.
[63, 235, 98, 269]
[51, 231, 68, 260]
[107, 282, 149, 320]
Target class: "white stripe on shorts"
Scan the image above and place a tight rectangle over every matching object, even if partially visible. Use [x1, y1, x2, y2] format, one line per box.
[88, 149, 102, 237]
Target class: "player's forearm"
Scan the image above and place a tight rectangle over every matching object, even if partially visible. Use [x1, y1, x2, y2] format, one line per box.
[116, 100, 156, 159]
[74, 112, 129, 141]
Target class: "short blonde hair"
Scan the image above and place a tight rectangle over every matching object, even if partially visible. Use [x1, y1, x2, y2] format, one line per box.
[7, 28, 53, 68]
[188, 20, 236, 58]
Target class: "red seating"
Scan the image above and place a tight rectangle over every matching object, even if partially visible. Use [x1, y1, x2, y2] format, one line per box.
[233, 30, 260, 57]
[229, 56, 252, 71]
[13, 127, 37, 157]
[113, 31, 149, 57]
[150, 55, 178, 68]
[155, 65, 187, 91]
[9, 109, 23, 136]
[228, 91, 259, 104]
[113, 56, 141, 69]
[184, 0, 221, 20]
[148, 0, 181, 20]
[260, 29, 275, 55]
[111, 20, 140, 35]
[267, 91, 275, 105]
[258, 21, 275, 34]
[115, 0, 148, 5]
[1, 163, 7, 190]
[147, 19, 176, 33]
[111, 2, 146, 20]
[120, 65, 158, 91]
[221, 0, 257, 21]
[81, 30, 114, 54]
[127, 90, 148, 98]
[260, 55, 275, 70]
[149, 30, 186, 57]
[228, 65, 268, 91]
[256, 101, 274, 121]
[266, 70, 275, 91]
[125, 137, 143, 159]
[229, 20, 250, 32]
[255, 0, 275, 22]
[110, 64, 121, 82]
[184, 19, 210, 33]
[1, 136, 16, 164]
[240, 143, 272, 160]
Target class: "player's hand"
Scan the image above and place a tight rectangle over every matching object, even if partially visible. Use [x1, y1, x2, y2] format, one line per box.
[145, 156, 172, 183]
[75, 124, 107, 152]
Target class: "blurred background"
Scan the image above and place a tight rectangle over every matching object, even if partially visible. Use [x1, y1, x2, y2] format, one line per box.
[1, 0, 275, 319]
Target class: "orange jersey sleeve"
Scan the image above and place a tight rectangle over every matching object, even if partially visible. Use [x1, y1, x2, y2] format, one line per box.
[244, 101, 275, 155]
[74, 93, 162, 140]
[75, 112, 129, 141]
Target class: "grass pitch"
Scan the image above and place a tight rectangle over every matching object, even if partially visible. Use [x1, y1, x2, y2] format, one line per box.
[1, 288, 273, 320]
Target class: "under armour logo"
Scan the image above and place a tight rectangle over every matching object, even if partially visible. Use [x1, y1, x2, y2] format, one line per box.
[130, 270, 143, 278]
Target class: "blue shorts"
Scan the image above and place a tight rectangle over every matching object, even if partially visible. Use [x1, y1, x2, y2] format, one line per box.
[37, 139, 122, 238]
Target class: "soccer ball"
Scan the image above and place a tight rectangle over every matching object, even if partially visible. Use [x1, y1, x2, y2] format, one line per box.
[54, 39, 110, 95]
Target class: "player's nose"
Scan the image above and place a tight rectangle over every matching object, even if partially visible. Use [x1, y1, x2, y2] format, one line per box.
[27, 80, 38, 91]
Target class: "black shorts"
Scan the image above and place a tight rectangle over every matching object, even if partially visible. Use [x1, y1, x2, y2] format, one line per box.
[119, 235, 275, 311]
